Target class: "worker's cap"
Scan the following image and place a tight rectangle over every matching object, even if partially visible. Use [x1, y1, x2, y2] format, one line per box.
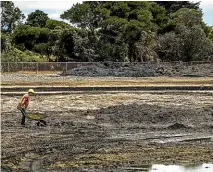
[28, 89, 35, 93]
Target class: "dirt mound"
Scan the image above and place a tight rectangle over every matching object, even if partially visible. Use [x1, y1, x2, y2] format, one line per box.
[84, 103, 207, 127]
[167, 123, 189, 130]
[65, 63, 160, 77]
[64, 62, 213, 77]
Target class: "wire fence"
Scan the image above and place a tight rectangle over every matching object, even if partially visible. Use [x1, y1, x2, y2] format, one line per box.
[1, 61, 212, 74]
[1, 62, 89, 74]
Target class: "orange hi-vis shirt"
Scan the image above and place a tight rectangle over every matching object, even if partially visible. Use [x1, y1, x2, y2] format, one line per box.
[20, 94, 29, 108]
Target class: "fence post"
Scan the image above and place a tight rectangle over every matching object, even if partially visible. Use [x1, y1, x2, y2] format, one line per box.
[22, 62, 23, 73]
[36, 62, 38, 74]
[66, 62, 68, 73]
[7, 62, 9, 73]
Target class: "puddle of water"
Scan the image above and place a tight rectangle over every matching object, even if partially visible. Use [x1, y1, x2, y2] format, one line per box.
[149, 163, 213, 172]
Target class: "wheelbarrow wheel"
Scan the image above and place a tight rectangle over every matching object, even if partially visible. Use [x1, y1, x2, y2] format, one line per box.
[37, 120, 47, 127]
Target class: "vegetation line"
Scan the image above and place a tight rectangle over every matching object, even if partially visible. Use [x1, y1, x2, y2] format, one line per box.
[1, 1, 213, 63]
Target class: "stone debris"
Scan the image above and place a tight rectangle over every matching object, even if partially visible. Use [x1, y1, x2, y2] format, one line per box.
[64, 62, 213, 77]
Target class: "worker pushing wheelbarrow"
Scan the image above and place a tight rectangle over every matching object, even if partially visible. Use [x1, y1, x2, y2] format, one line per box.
[17, 89, 47, 126]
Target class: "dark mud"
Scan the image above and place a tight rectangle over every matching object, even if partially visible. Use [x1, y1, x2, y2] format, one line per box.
[2, 85, 213, 92]
[1, 92, 213, 171]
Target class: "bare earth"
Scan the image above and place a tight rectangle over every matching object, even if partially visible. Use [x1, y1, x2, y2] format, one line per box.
[1, 89, 213, 171]
[1, 73, 213, 86]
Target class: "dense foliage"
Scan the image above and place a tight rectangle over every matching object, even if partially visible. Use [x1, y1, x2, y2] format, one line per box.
[1, 1, 213, 62]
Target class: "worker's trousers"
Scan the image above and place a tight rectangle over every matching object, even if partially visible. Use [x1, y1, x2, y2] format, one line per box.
[20, 108, 27, 125]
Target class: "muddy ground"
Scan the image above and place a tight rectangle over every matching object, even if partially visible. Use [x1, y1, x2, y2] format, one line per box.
[1, 91, 213, 171]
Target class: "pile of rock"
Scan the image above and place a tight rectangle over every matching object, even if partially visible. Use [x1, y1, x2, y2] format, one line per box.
[63, 62, 213, 77]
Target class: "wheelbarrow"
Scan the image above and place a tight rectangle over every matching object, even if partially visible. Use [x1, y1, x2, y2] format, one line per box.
[26, 113, 47, 126]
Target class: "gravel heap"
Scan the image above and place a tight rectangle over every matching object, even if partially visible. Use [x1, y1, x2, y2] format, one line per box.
[64, 62, 213, 77]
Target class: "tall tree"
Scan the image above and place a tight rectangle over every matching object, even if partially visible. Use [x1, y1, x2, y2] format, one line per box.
[60, 2, 103, 61]
[208, 27, 213, 41]
[156, 1, 200, 14]
[1, 33, 12, 52]
[60, 2, 102, 34]
[156, 8, 213, 62]
[45, 26, 76, 61]
[1, 1, 25, 33]
[99, 1, 166, 61]
[45, 19, 71, 30]
[26, 10, 49, 27]
[156, 1, 201, 34]
[12, 25, 50, 51]
[61, 1, 167, 62]
[170, 8, 202, 27]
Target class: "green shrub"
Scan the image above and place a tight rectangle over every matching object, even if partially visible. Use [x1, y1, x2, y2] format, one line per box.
[1, 48, 48, 62]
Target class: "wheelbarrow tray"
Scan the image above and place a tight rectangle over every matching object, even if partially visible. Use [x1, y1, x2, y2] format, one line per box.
[27, 113, 46, 121]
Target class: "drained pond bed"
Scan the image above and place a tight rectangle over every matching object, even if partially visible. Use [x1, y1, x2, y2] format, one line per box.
[1, 91, 213, 171]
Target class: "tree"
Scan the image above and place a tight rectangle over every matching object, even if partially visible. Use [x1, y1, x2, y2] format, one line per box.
[207, 26, 213, 41]
[156, 8, 213, 62]
[1, 33, 12, 52]
[99, 1, 166, 61]
[156, 32, 181, 61]
[57, 29, 76, 61]
[61, 2, 116, 61]
[26, 10, 49, 27]
[61, 1, 168, 62]
[201, 22, 212, 37]
[170, 8, 202, 27]
[12, 25, 50, 51]
[156, 1, 200, 14]
[71, 29, 101, 62]
[45, 19, 71, 30]
[45, 25, 77, 62]
[33, 43, 52, 59]
[60, 2, 102, 34]
[1, 48, 47, 62]
[1, 1, 25, 33]
[149, 2, 169, 33]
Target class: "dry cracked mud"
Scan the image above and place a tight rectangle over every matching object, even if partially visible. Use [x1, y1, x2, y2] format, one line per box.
[1, 91, 213, 171]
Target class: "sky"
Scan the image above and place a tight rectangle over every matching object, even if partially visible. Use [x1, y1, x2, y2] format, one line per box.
[13, 0, 213, 26]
